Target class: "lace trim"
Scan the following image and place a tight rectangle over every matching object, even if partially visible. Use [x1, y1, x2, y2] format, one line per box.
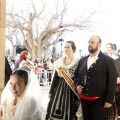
[56, 56, 79, 77]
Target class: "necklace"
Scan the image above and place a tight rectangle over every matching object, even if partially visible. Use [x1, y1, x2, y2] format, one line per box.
[64, 61, 72, 66]
[64, 57, 73, 66]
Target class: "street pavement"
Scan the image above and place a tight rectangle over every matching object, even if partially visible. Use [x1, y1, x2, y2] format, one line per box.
[40, 85, 50, 111]
[40, 85, 120, 120]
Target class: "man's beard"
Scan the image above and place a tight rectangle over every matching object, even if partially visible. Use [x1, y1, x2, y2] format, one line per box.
[88, 46, 98, 54]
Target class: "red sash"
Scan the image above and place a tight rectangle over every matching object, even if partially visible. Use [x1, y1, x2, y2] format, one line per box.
[117, 83, 120, 87]
[79, 94, 101, 100]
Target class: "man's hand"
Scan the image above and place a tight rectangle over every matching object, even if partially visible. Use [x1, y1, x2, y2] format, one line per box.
[117, 77, 120, 84]
[104, 102, 112, 108]
[77, 85, 84, 94]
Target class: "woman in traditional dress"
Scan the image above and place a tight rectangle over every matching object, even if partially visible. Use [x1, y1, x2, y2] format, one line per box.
[14, 50, 33, 71]
[46, 41, 83, 120]
[0, 66, 45, 120]
[105, 43, 119, 120]
[105, 43, 119, 59]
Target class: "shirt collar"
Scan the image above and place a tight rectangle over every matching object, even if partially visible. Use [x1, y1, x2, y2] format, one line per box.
[88, 51, 100, 59]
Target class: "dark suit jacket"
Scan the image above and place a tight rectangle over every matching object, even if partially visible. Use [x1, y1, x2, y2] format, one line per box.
[114, 57, 120, 77]
[5, 57, 12, 86]
[74, 51, 117, 104]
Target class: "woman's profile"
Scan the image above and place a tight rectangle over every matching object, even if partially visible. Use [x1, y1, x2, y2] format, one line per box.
[46, 41, 83, 120]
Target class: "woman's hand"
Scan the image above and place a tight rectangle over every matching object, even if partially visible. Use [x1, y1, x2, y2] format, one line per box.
[48, 94, 52, 99]
[104, 102, 112, 108]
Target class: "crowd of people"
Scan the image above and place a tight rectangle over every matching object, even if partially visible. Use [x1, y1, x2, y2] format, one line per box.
[1, 35, 120, 120]
[8, 51, 54, 86]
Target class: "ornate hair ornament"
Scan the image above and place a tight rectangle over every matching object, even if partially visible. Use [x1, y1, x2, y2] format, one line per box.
[18, 64, 32, 72]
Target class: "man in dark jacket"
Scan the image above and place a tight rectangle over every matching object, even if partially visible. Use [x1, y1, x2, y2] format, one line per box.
[114, 57, 120, 118]
[74, 35, 117, 120]
[5, 56, 12, 86]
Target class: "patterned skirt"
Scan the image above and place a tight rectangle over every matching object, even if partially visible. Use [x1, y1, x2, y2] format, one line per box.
[46, 77, 80, 120]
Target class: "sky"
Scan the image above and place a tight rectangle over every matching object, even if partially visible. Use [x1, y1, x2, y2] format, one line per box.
[6, 0, 120, 57]
[62, 0, 120, 56]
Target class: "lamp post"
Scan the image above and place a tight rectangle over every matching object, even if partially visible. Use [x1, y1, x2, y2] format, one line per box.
[43, 46, 47, 58]
[59, 38, 64, 57]
[79, 49, 82, 58]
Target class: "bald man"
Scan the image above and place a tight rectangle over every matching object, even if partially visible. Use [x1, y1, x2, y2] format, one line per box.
[74, 35, 117, 120]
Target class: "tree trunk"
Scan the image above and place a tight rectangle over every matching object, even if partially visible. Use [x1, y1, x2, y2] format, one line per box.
[13, 46, 16, 59]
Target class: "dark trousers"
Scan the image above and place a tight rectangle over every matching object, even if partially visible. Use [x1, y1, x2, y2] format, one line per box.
[115, 87, 120, 116]
[81, 97, 112, 120]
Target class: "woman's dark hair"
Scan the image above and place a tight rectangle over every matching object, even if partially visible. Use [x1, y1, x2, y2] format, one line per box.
[11, 70, 28, 85]
[112, 43, 117, 51]
[118, 49, 120, 53]
[66, 41, 76, 53]
[106, 43, 114, 50]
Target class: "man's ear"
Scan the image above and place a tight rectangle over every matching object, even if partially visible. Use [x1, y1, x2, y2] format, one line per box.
[99, 43, 101, 48]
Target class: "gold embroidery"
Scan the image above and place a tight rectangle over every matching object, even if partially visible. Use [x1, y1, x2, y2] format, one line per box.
[3, 101, 7, 108]
[1, 100, 7, 119]
[0, 109, 3, 117]
[11, 106, 16, 116]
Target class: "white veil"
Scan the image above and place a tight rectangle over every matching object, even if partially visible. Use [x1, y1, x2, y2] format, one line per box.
[1, 67, 45, 120]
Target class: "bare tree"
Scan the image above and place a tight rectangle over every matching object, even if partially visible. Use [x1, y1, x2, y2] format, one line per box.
[6, 27, 22, 58]
[6, 0, 96, 60]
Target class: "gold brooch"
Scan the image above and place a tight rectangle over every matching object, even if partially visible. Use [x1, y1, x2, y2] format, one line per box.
[11, 107, 16, 116]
